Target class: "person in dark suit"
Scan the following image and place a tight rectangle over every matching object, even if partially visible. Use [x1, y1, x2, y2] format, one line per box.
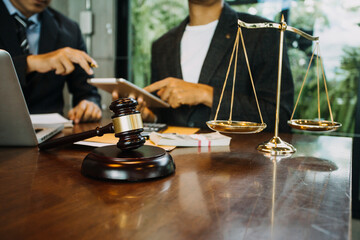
[0, 0, 101, 124]
[140, 0, 294, 132]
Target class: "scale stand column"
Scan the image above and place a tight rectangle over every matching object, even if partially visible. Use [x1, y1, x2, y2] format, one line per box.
[257, 16, 296, 155]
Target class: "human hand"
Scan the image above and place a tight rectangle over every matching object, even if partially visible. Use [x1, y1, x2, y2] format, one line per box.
[27, 47, 97, 76]
[68, 100, 102, 124]
[144, 77, 214, 108]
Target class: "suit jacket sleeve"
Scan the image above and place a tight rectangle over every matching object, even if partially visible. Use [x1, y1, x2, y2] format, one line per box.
[10, 55, 28, 87]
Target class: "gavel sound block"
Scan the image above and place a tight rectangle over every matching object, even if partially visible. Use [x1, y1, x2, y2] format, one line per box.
[38, 98, 175, 181]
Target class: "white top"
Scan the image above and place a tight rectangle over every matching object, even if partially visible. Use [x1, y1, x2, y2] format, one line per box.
[180, 20, 219, 84]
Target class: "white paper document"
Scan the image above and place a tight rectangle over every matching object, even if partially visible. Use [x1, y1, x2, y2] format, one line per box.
[149, 132, 231, 147]
[74, 141, 114, 147]
[30, 113, 73, 128]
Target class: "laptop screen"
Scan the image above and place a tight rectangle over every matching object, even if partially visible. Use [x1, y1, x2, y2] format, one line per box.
[0, 49, 62, 146]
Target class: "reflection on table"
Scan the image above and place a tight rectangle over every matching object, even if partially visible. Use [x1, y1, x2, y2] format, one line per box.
[0, 122, 351, 240]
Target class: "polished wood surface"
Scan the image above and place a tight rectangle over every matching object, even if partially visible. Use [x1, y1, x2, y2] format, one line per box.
[0, 121, 352, 240]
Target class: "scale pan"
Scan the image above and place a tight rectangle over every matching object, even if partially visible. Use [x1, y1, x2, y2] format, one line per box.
[206, 120, 266, 134]
[288, 119, 341, 132]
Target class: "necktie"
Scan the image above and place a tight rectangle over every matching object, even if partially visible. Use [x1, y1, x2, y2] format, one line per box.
[13, 14, 33, 54]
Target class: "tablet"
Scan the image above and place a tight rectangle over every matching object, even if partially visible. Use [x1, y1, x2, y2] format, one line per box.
[88, 78, 170, 108]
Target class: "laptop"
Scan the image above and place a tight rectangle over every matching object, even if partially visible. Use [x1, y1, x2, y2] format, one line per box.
[0, 49, 64, 147]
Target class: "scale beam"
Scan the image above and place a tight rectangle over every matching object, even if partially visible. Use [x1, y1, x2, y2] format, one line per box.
[237, 19, 319, 41]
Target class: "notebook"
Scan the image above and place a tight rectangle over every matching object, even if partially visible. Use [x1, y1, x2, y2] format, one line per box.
[0, 49, 64, 147]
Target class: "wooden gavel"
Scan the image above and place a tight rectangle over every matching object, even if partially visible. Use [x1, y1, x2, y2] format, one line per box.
[38, 98, 146, 151]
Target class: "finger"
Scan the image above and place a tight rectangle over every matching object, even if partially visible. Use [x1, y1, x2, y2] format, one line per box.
[159, 86, 174, 102]
[77, 51, 97, 72]
[82, 102, 93, 122]
[86, 55, 98, 68]
[143, 79, 169, 93]
[128, 93, 136, 99]
[112, 90, 119, 100]
[68, 108, 75, 121]
[78, 50, 97, 67]
[91, 107, 101, 121]
[67, 49, 94, 75]
[54, 61, 66, 75]
[60, 57, 75, 75]
[76, 55, 93, 75]
[137, 96, 145, 106]
[96, 109, 102, 120]
[92, 105, 102, 121]
[168, 95, 181, 109]
[77, 102, 101, 122]
[137, 96, 147, 111]
[157, 88, 165, 97]
[141, 107, 150, 121]
[73, 101, 87, 124]
[170, 102, 180, 109]
[137, 96, 144, 104]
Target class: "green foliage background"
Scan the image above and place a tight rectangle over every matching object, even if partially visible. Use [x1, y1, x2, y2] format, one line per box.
[130, 0, 188, 87]
[130, 0, 360, 134]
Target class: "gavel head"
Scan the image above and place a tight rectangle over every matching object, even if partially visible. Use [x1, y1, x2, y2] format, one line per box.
[109, 98, 145, 150]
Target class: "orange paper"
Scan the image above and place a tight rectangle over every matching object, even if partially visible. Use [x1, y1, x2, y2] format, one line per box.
[83, 126, 199, 151]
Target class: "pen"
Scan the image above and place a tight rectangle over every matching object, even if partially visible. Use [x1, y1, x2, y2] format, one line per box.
[90, 62, 98, 68]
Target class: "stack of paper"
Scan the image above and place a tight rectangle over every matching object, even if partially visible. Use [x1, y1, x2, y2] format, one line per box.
[149, 132, 231, 147]
[76, 126, 200, 151]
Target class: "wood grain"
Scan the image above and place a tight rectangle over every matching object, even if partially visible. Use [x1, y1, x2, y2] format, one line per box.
[0, 121, 352, 239]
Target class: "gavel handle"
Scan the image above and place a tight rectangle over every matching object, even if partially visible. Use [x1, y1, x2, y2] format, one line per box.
[38, 123, 114, 151]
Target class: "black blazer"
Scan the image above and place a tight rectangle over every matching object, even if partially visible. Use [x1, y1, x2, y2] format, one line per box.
[151, 3, 294, 132]
[0, 2, 100, 114]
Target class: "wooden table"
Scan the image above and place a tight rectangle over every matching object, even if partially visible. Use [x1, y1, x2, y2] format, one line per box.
[0, 122, 352, 240]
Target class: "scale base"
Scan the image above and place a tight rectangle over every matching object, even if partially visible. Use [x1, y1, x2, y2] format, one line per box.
[81, 145, 175, 181]
[257, 136, 296, 155]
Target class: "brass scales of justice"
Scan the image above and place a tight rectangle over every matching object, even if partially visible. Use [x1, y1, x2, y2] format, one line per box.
[206, 15, 341, 155]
